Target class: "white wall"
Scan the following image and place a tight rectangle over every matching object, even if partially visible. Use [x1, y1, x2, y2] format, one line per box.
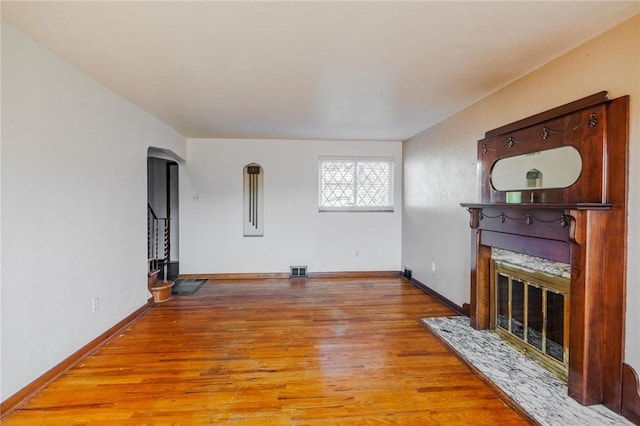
[1, 24, 185, 401]
[180, 139, 402, 275]
[402, 14, 640, 370]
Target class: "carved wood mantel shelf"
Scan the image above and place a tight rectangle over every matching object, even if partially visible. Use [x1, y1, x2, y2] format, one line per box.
[461, 202, 612, 210]
[461, 92, 639, 423]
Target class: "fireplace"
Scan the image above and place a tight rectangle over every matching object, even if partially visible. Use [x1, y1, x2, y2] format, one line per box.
[490, 250, 570, 380]
[461, 92, 630, 414]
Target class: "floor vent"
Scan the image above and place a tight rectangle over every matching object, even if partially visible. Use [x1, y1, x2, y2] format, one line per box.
[403, 268, 412, 280]
[290, 266, 308, 278]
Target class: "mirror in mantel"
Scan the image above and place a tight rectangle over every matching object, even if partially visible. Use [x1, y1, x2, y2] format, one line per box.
[490, 146, 582, 191]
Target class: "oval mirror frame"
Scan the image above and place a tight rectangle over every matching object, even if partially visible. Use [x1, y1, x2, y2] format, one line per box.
[490, 146, 582, 191]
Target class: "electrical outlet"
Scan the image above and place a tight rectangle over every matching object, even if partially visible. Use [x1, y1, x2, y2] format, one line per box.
[431, 262, 436, 272]
[92, 297, 100, 312]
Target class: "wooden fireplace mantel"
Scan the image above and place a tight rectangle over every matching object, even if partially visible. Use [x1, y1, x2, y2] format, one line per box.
[462, 92, 632, 416]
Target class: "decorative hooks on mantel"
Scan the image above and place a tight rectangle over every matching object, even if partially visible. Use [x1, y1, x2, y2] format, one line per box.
[466, 207, 572, 230]
[478, 210, 570, 228]
[482, 113, 598, 154]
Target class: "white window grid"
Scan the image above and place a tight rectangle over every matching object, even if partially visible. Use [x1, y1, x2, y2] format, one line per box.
[318, 157, 394, 211]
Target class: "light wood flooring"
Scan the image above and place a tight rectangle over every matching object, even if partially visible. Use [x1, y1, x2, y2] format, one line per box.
[2, 277, 532, 425]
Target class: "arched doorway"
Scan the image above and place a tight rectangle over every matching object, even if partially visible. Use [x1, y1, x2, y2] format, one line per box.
[147, 149, 181, 282]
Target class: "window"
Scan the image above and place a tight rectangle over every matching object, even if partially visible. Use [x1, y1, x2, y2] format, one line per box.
[319, 157, 394, 211]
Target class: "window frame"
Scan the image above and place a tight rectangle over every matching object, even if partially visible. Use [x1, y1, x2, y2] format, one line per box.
[318, 156, 395, 212]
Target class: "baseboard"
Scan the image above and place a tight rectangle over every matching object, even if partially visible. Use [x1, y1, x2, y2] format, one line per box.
[179, 271, 401, 280]
[622, 363, 640, 425]
[408, 277, 465, 315]
[179, 272, 290, 280]
[0, 302, 153, 419]
[308, 270, 400, 279]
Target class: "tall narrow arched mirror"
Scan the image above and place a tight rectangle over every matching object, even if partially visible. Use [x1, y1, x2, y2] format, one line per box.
[243, 163, 264, 236]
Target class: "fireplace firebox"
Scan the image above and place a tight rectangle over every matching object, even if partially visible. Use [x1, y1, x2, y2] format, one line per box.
[491, 259, 569, 380]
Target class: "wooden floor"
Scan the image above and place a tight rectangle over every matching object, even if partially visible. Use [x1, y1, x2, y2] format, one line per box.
[3, 277, 532, 425]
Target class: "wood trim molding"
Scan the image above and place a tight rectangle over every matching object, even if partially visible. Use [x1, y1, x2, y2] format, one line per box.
[408, 277, 465, 315]
[622, 363, 640, 425]
[309, 271, 400, 279]
[179, 271, 401, 280]
[180, 272, 290, 280]
[0, 302, 153, 419]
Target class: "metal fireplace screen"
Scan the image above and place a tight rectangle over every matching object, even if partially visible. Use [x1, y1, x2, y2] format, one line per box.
[491, 260, 570, 381]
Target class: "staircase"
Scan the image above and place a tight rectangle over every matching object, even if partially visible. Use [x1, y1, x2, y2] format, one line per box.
[147, 203, 173, 302]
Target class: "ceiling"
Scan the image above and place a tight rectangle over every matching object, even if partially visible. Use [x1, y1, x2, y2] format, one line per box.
[2, 1, 638, 141]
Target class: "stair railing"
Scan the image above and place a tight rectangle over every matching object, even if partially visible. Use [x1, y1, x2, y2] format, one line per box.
[147, 203, 169, 282]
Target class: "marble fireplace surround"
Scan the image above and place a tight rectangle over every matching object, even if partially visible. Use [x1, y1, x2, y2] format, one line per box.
[491, 248, 570, 279]
[421, 316, 633, 426]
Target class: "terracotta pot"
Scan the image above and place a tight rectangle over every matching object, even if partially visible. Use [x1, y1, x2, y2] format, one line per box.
[150, 280, 174, 303]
